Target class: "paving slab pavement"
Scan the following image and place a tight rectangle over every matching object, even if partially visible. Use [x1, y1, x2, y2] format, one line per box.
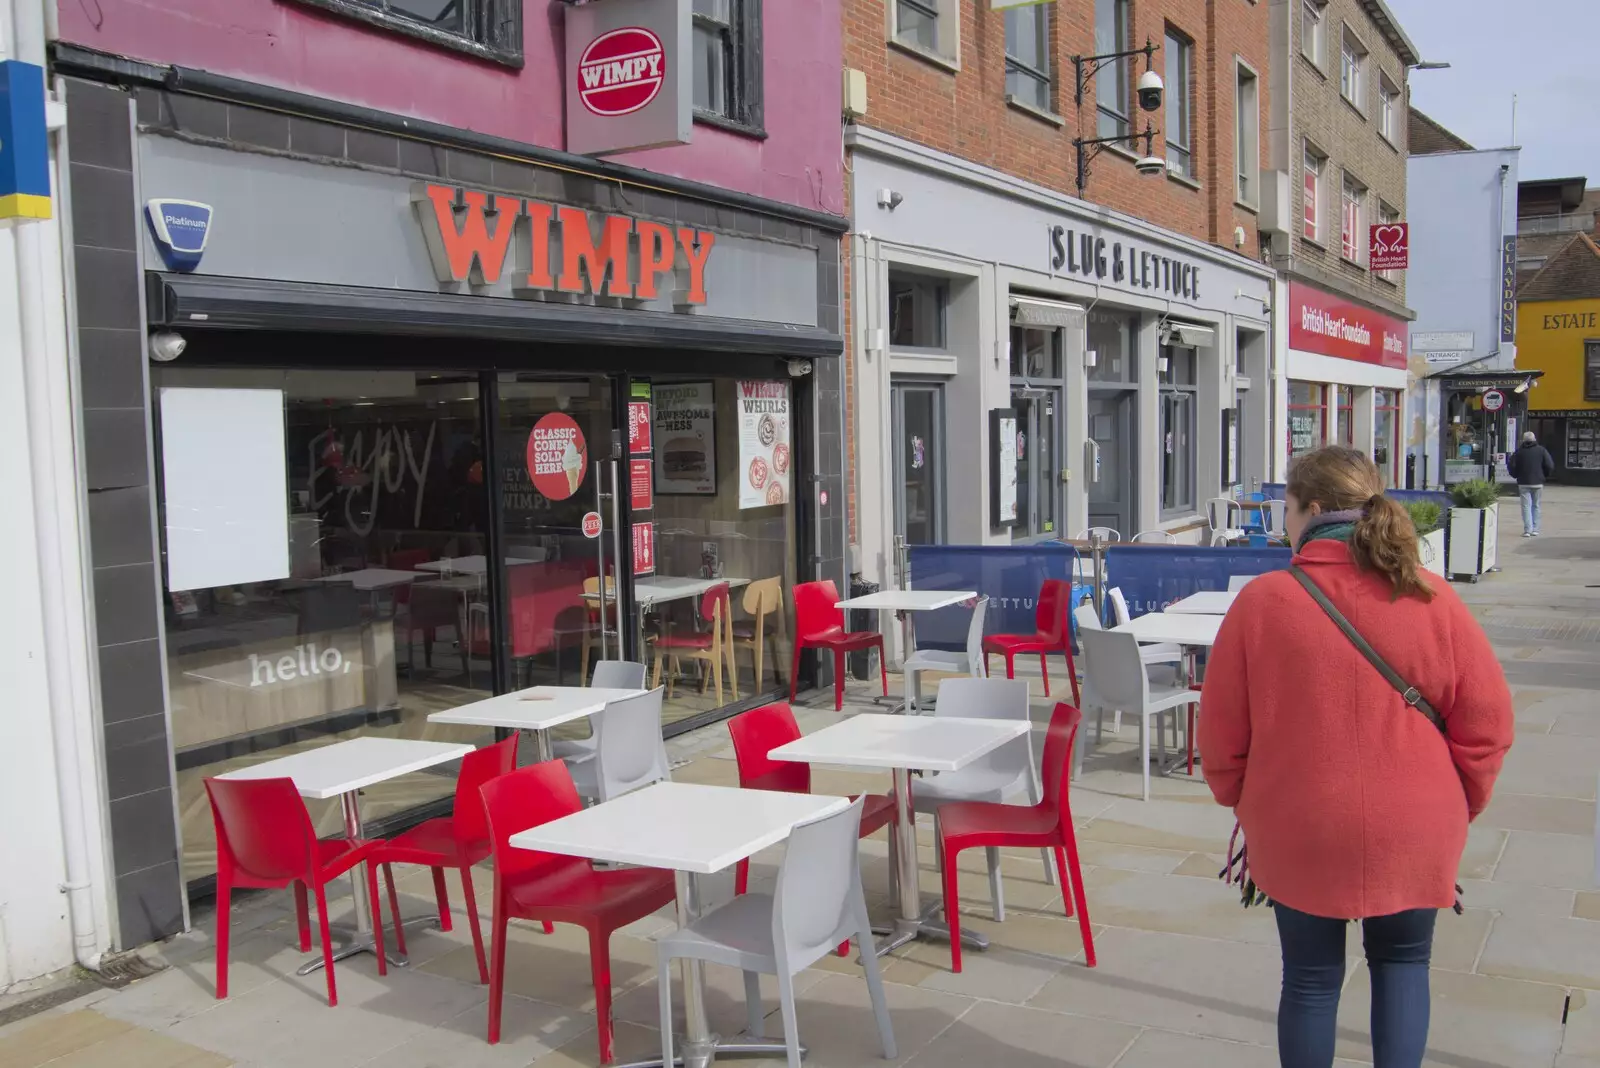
[6, 485, 1600, 1067]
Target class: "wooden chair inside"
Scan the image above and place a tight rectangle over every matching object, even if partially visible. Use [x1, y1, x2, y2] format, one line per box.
[580, 575, 617, 683]
[733, 577, 787, 692]
[650, 584, 734, 706]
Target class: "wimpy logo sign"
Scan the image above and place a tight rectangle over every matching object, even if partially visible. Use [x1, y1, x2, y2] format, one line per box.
[1301, 305, 1372, 348]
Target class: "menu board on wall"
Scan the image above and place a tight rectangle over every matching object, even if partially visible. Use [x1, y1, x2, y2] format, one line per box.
[653, 382, 717, 495]
[990, 408, 1019, 528]
[736, 380, 791, 509]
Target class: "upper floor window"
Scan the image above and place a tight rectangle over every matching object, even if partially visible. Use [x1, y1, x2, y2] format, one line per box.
[1301, 1, 1325, 68]
[1164, 30, 1194, 180]
[1341, 173, 1367, 264]
[1378, 75, 1399, 144]
[1340, 28, 1367, 111]
[1004, 4, 1053, 113]
[894, 0, 958, 63]
[1236, 63, 1260, 205]
[1096, 0, 1131, 138]
[288, 0, 522, 65]
[1303, 143, 1325, 243]
[693, 0, 764, 131]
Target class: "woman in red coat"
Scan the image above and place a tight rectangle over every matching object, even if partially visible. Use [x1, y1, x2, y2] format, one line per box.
[1198, 447, 1513, 1068]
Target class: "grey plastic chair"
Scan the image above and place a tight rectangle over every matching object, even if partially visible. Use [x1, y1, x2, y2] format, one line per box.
[1076, 628, 1202, 801]
[655, 796, 895, 1068]
[1227, 574, 1258, 592]
[1108, 587, 1184, 677]
[911, 677, 1055, 921]
[903, 596, 988, 713]
[552, 660, 648, 761]
[565, 687, 670, 802]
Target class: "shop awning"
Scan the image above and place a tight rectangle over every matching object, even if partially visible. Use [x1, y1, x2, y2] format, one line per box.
[146, 273, 845, 359]
[1010, 296, 1085, 330]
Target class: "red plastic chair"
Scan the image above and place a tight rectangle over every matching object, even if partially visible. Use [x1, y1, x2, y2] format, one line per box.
[204, 776, 390, 1007]
[480, 761, 677, 1061]
[788, 579, 886, 711]
[727, 702, 899, 898]
[936, 702, 1095, 974]
[369, 735, 523, 985]
[981, 578, 1080, 705]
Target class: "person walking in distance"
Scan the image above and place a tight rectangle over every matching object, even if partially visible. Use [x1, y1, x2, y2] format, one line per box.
[1199, 446, 1514, 1068]
[1506, 430, 1555, 536]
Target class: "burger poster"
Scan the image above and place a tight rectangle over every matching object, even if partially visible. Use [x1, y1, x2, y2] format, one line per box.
[737, 380, 791, 510]
[653, 382, 717, 495]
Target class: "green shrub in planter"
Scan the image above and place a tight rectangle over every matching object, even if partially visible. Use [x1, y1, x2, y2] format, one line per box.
[1406, 500, 1442, 535]
[1450, 478, 1501, 510]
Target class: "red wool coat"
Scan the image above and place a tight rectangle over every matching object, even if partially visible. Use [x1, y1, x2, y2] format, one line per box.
[1198, 540, 1514, 919]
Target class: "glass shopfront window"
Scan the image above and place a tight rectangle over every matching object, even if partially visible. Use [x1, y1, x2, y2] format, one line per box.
[1087, 312, 1138, 535]
[1374, 388, 1400, 486]
[1009, 325, 1064, 541]
[1288, 381, 1326, 463]
[1335, 385, 1354, 445]
[155, 369, 496, 884]
[1159, 346, 1198, 516]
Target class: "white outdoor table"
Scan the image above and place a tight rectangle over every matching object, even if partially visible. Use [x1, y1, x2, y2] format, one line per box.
[426, 685, 646, 762]
[217, 736, 473, 971]
[769, 713, 1029, 956]
[835, 588, 977, 713]
[511, 781, 848, 1068]
[1163, 590, 1238, 615]
[1112, 611, 1221, 777]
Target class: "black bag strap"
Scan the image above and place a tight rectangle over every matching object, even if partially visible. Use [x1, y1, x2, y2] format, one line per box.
[1288, 565, 1445, 733]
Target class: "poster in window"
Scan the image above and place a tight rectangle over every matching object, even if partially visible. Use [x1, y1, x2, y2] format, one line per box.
[632, 521, 656, 575]
[653, 382, 717, 495]
[1222, 409, 1239, 487]
[990, 408, 1019, 527]
[736, 380, 791, 509]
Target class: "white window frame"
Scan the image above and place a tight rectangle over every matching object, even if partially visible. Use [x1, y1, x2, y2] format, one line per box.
[1340, 26, 1367, 113]
[1341, 172, 1367, 265]
[1303, 143, 1325, 244]
[1235, 61, 1260, 207]
[1301, 0, 1325, 69]
[891, 0, 959, 66]
[1378, 74, 1399, 144]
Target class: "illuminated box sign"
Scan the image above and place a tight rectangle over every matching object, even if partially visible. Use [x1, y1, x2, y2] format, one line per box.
[565, 0, 691, 157]
[0, 60, 50, 222]
[413, 182, 716, 305]
[1288, 282, 1407, 369]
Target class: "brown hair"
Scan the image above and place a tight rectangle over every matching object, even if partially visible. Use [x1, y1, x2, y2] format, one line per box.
[1286, 445, 1434, 601]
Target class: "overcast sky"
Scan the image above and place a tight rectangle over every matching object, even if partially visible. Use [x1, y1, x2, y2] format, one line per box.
[1394, 0, 1600, 182]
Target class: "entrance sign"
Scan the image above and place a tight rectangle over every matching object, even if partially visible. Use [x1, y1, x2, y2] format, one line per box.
[413, 183, 716, 305]
[736, 380, 791, 508]
[527, 412, 588, 501]
[565, 0, 691, 157]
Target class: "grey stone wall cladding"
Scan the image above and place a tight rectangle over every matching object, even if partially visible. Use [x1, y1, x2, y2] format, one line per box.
[1293, 0, 1409, 310]
[132, 88, 818, 250]
[66, 78, 187, 950]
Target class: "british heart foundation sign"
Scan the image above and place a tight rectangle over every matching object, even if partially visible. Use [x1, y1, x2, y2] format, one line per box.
[565, 0, 691, 157]
[1288, 283, 1407, 369]
[527, 413, 587, 501]
[1369, 222, 1409, 271]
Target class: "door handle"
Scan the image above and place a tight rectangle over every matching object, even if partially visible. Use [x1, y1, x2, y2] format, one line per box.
[1085, 440, 1102, 483]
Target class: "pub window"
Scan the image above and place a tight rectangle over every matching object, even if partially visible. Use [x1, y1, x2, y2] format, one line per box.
[1096, 0, 1132, 138]
[288, 0, 523, 66]
[1160, 346, 1198, 516]
[1004, 3, 1053, 113]
[888, 271, 949, 351]
[693, 0, 765, 132]
[1164, 29, 1194, 179]
[1587, 342, 1600, 402]
[894, 0, 959, 63]
[1235, 63, 1260, 205]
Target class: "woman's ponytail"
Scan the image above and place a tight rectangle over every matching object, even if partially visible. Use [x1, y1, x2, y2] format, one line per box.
[1350, 493, 1434, 601]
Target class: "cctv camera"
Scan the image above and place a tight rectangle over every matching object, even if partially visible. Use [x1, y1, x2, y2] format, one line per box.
[1134, 155, 1166, 177]
[786, 358, 813, 378]
[1137, 69, 1164, 112]
[149, 331, 187, 362]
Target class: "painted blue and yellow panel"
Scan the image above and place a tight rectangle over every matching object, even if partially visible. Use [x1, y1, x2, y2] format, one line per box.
[0, 60, 50, 221]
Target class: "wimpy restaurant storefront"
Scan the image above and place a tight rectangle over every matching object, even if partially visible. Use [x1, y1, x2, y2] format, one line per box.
[76, 87, 845, 906]
[1281, 282, 1411, 486]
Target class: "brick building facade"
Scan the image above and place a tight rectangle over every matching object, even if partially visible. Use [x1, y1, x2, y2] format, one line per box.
[841, 0, 1278, 608]
[1268, 0, 1419, 485]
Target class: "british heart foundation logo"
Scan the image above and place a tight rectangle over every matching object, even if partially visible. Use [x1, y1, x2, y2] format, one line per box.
[1369, 222, 1408, 271]
[577, 27, 666, 117]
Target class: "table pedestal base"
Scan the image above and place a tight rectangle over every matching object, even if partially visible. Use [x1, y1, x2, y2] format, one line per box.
[870, 898, 991, 958]
[616, 1033, 807, 1068]
[294, 912, 440, 974]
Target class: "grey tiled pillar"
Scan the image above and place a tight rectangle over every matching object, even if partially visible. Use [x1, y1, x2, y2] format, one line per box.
[66, 78, 185, 948]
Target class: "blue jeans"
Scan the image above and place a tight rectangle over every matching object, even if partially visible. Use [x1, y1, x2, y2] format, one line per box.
[1519, 485, 1543, 533]
[1275, 904, 1436, 1068]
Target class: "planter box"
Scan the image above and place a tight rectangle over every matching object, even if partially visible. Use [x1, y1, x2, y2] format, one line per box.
[1420, 529, 1446, 577]
[1447, 504, 1498, 581]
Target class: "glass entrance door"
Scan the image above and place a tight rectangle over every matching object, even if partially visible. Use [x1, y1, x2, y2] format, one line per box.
[891, 382, 945, 545]
[1010, 389, 1063, 540]
[1088, 392, 1135, 535]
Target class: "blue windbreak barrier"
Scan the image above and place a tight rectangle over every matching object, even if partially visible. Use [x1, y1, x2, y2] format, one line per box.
[1105, 544, 1292, 618]
[1261, 482, 1450, 512]
[904, 543, 1090, 652]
